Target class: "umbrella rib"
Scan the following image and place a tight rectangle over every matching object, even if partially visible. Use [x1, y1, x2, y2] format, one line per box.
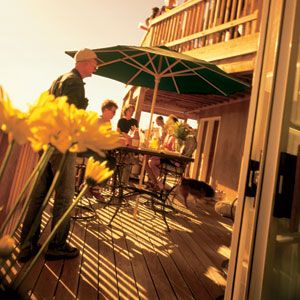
[126, 68, 145, 85]
[118, 50, 156, 76]
[157, 55, 163, 74]
[163, 57, 180, 94]
[145, 53, 159, 74]
[123, 60, 156, 76]
[161, 66, 205, 77]
[160, 59, 181, 76]
[180, 60, 249, 88]
[97, 52, 146, 67]
[97, 50, 156, 76]
[126, 53, 162, 84]
[163, 73, 200, 77]
[98, 52, 156, 77]
[180, 61, 228, 95]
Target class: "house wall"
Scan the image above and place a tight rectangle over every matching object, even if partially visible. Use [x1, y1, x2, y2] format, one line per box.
[197, 99, 249, 192]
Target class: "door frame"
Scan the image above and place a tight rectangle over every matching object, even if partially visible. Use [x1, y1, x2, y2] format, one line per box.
[225, 0, 286, 298]
[193, 116, 220, 183]
[226, 0, 299, 299]
[248, 0, 299, 298]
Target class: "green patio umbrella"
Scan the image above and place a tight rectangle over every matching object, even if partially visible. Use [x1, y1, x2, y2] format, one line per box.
[66, 45, 249, 133]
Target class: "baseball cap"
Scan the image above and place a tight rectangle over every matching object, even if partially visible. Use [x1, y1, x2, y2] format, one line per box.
[74, 48, 97, 62]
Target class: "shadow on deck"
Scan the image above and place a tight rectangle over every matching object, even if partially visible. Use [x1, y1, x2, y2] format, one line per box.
[1, 195, 232, 300]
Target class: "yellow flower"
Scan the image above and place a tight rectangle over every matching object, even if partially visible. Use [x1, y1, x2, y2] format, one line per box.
[0, 235, 15, 258]
[27, 91, 120, 154]
[28, 94, 76, 152]
[70, 110, 121, 155]
[28, 91, 56, 113]
[0, 86, 31, 145]
[84, 157, 114, 186]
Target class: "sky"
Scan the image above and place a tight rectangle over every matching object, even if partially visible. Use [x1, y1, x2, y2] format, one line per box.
[0, 0, 173, 129]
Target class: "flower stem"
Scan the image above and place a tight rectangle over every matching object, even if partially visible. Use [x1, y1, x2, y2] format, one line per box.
[20, 152, 68, 251]
[0, 140, 15, 184]
[0, 146, 54, 237]
[13, 183, 89, 289]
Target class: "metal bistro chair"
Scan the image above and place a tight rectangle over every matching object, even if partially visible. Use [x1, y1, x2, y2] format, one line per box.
[160, 135, 197, 206]
[73, 155, 96, 220]
[73, 151, 116, 221]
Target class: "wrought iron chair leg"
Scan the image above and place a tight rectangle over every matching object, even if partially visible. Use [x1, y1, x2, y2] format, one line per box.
[161, 194, 170, 231]
[105, 163, 128, 225]
[108, 205, 122, 226]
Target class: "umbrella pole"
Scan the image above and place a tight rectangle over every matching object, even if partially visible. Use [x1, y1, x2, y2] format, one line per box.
[134, 77, 160, 219]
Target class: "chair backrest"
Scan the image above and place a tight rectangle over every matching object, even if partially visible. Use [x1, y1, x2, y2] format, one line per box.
[181, 135, 197, 157]
[161, 135, 197, 186]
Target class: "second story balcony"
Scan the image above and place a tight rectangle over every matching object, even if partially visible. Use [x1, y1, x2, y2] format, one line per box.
[142, 0, 261, 76]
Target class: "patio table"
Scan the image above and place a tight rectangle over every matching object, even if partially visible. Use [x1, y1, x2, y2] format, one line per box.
[104, 146, 194, 230]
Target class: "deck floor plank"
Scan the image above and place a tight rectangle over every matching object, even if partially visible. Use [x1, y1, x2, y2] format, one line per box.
[118, 207, 159, 300]
[177, 201, 231, 268]
[77, 219, 100, 300]
[168, 204, 226, 299]
[31, 209, 83, 300]
[2, 193, 233, 300]
[54, 212, 88, 300]
[15, 212, 53, 298]
[129, 204, 177, 300]
[97, 206, 119, 300]
[112, 214, 139, 300]
[139, 205, 196, 300]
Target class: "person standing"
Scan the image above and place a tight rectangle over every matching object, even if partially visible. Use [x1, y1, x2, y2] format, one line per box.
[18, 48, 98, 262]
[139, 7, 160, 31]
[160, 0, 178, 14]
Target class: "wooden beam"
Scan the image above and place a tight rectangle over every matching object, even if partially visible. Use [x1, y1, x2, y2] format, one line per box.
[183, 33, 259, 62]
[190, 97, 250, 113]
[141, 103, 198, 120]
[217, 55, 256, 73]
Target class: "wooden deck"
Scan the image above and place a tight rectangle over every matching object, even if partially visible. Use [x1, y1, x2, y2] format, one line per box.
[1, 194, 232, 300]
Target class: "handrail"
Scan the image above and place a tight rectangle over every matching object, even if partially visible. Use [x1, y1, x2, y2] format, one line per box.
[142, 0, 260, 54]
[166, 10, 258, 48]
[151, 0, 203, 25]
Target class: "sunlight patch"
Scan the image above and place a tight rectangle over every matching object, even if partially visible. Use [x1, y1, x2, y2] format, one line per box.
[217, 245, 230, 259]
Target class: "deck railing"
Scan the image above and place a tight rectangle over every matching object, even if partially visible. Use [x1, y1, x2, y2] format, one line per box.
[142, 0, 260, 53]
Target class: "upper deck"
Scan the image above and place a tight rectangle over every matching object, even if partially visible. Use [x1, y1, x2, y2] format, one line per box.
[142, 0, 261, 75]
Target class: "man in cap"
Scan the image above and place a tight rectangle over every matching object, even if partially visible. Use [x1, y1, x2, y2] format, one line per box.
[18, 48, 98, 262]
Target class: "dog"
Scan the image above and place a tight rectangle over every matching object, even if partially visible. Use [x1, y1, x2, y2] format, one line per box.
[177, 178, 215, 207]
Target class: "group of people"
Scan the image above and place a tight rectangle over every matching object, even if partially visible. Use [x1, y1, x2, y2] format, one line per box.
[139, 0, 178, 31]
[17, 46, 195, 264]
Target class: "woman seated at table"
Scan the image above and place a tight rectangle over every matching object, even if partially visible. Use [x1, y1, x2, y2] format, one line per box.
[145, 114, 178, 190]
[117, 103, 140, 183]
[117, 103, 139, 145]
